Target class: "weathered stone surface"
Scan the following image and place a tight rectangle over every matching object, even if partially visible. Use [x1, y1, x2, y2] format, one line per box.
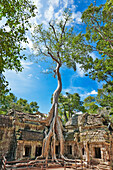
[20, 130, 44, 141]
[87, 114, 103, 126]
[0, 111, 113, 169]
[65, 132, 75, 141]
[0, 115, 12, 127]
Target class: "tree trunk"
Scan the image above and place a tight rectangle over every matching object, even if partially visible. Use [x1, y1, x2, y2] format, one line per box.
[64, 110, 68, 122]
[40, 62, 64, 160]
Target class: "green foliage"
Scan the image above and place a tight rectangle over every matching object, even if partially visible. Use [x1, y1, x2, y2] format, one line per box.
[58, 92, 85, 123]
[81, 0, 113, 78]
[83, 96, 99, 114]
[31, 10, 90, 71]
[0, 93, 39, 114]
[82, 0, 113, 57]
[31, 9, 94, 122]
[0, 0, 36, 102]
[81, 0, 113, 113]
[96, 84, 113, 108]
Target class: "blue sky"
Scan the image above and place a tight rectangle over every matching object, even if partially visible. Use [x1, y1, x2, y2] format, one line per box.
[4, 0, 106, 113]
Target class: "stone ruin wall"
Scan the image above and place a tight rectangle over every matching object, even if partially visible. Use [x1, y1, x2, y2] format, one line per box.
[0, 115, 17, 164]
[0, 112, 113, 169]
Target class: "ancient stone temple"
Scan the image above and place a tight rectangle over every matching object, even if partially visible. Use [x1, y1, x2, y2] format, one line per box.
[0, 110, 113, 166]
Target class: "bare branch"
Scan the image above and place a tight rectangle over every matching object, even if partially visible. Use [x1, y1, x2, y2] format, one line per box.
[60, 17, 68, 41]
[49, 22, 58, 42]
[39, 47, 50, 57]
[48, 51, 60, 64]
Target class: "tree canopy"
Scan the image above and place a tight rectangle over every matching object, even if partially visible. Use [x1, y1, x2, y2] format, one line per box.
[0, 93, 39, 114]
[32, 10, 90, 71]
[58, 92, 85, 123]
[81, 0, 113, 81]
[80, 0, 113, 113]
[0, 0, 36, 102]
[83, 95, 99, 114]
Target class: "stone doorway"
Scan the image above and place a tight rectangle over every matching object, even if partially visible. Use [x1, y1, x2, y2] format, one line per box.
[95, 147, 101, 159]
[67, 145, 72, 155]
[35, 146, 42, 157]
[24, 146, 31, 157]
[56, 145, 60, 155]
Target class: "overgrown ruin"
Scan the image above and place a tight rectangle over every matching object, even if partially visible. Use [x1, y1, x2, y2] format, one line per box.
[0, 110, 113, 169]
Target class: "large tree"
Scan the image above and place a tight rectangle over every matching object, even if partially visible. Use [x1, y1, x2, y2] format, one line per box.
[0, 0, 36, 102]
[81, 0, 113, 108]
[31, 10, 90, 160]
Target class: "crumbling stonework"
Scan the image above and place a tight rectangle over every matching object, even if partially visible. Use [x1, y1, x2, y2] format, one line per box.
[0, 111, 113, 168]
[65, 113, 113, 166]
[0, 115, 16, 164]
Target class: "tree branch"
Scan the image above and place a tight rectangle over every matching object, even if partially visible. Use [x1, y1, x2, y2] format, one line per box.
[49, 22, 58, 42]
[60, 18, 67, 40]
[91, 18, 113, 49]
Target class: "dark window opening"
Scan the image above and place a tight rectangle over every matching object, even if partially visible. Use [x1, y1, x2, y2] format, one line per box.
[0, 131, 3, 140]
[78, 137, 80, 142]
[56, 145, 60, 155]
[25, 146, 31, 157]
[24, 125, 30, 130]
[82, 148, 85, 155]
[35, 146, 42, 157]
[95, 147, 101, 159]
[67, 145, 72, 154]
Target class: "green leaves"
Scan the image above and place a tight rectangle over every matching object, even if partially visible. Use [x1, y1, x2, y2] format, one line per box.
[0, 0, 36, 101]
[80, 0, 113, 115]
[0, 93, 39, 114]
[82, 0, 113, 58]
[83, 96, 98, 114]
[58, 93, 85, 123]
[96, 83, 113, 108]
[32, 10, 91, 71]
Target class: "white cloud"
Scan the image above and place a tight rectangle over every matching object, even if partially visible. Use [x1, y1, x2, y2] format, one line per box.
[28, 74, 33, 78]
[4, 26, 11, 32]
[63, 0, 68, 8]
[48, 0, 59, 7]
[21, 60, 33, 69]
[89, 52, 97, 60]
[21, 37, 34, 51]
[54, 8, 64, 21]
[70, 0, 74, 4]
[0, 17, 7, 28]
[42, 69, 49, 73]
[72, 11, 82, 24]
[35, 76, 40, 80]
[0, 17, 11, 32]
[32, 0, 43, 13]
[27, 37, 34, 51]
[44, 5, 54, 22]
[76, 63, 85, 77]
[62, 88, 71, 93]
[62, 86, 85, 94]
[80, 90, 98, 100]
[87, 90, 98, 95]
